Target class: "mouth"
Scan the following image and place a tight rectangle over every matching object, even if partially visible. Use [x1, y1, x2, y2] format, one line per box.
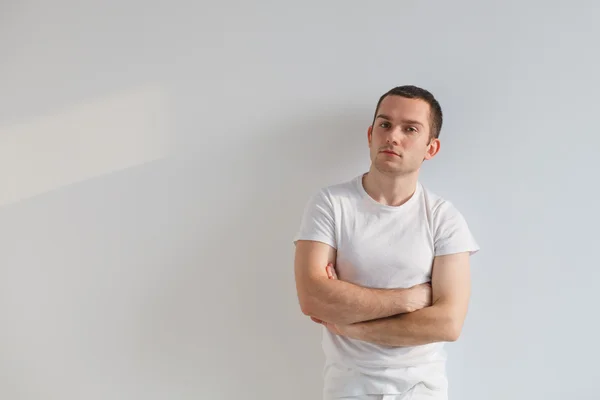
[380, 150, 400, 157]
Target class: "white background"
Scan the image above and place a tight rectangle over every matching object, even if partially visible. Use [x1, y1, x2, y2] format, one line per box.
[1, 1, 599, 399]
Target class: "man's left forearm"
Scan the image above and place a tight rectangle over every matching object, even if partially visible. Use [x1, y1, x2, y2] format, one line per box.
[342, 302, 462, 347]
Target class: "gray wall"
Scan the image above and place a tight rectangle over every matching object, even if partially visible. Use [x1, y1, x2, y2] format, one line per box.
[1, 1, 599, 399]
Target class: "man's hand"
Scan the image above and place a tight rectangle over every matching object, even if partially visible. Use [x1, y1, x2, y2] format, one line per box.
[310, 263, 344, 333]
[312, 315, 345, 336]
[325, 263, 338, 280]
[405, 282, 432, 313]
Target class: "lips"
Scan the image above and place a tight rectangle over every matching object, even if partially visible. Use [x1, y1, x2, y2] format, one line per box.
[380, 150, 399, 157]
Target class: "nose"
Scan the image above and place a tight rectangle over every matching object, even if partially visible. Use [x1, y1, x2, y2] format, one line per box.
[385, 126, 402, 146]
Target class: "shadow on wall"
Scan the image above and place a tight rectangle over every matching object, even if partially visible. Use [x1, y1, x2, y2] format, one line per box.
[141, 106, 371, 399]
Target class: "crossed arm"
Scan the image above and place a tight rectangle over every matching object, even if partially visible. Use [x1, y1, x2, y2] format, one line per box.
[294, 240, 472, 346]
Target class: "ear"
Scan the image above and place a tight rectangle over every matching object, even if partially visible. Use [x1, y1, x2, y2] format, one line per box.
[424, 138, 441, 160]
[367, 125, 373, 146]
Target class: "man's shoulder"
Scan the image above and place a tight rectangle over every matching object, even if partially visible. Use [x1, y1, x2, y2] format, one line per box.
[419, 184, 480, 255]
[313, 175, 361, 199]
[419, 184, 461, 217]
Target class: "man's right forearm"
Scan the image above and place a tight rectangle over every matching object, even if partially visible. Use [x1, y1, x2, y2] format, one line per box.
[301, 278, 415, 325]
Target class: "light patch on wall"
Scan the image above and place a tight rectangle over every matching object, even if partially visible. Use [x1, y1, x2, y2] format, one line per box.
[0, 84, 172, 207]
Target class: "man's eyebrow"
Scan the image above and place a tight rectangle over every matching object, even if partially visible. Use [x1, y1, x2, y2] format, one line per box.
[375, 114, 424, 127]
[401, 119, 425, 127]
[375, 114, 392, 121]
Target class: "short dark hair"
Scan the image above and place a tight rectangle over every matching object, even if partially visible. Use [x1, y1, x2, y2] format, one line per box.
[372, 85, 443, 139]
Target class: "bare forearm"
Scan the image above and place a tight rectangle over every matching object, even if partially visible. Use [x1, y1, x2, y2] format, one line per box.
[332, 253, 471, 347]
[302, 279, 414, 325]
[344, 303, 460, 346]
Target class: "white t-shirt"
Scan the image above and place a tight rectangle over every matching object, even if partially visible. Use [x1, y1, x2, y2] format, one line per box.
[294, 173, 479, 398]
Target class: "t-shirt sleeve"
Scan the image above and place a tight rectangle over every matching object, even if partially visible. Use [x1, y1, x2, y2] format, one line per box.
[293, 189, 337, 249]
[433, 201, 479, 257]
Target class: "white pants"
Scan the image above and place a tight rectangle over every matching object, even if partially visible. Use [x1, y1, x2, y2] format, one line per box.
[326, 396, 408, 400]
[324, 385, 447, 400]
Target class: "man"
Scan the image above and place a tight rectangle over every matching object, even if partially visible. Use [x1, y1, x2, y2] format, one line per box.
[293, 85, 479, 400]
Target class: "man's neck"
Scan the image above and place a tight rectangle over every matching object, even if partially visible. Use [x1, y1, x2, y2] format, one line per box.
[362, 168, 419, 207]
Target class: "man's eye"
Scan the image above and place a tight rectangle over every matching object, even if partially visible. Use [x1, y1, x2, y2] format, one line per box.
[405, 127, 418, 133]
[379, 122, 390, 128]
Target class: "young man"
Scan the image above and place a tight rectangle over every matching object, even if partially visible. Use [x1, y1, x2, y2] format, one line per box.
[293, 85, 479, 400]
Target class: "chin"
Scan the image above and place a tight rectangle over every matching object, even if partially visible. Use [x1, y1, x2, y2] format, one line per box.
[374, 163, 404, 174]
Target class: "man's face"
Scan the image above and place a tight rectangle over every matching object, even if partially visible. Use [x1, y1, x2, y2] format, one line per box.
[368, 95, 440, 176]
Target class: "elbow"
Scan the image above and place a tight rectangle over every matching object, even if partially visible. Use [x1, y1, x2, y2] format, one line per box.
[443, 319, 463, 342]
[298, 294, 320, 318]
[300, 301, 313, 317]
[298, 296, 347, 324]
[297, 282, 329, 319]
[298, 296, 313, 316]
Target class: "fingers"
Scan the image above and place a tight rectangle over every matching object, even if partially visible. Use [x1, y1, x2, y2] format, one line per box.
[326, 263, 338, 280]
[310, 317, 342, 336]
[310, 264, 338, 327]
